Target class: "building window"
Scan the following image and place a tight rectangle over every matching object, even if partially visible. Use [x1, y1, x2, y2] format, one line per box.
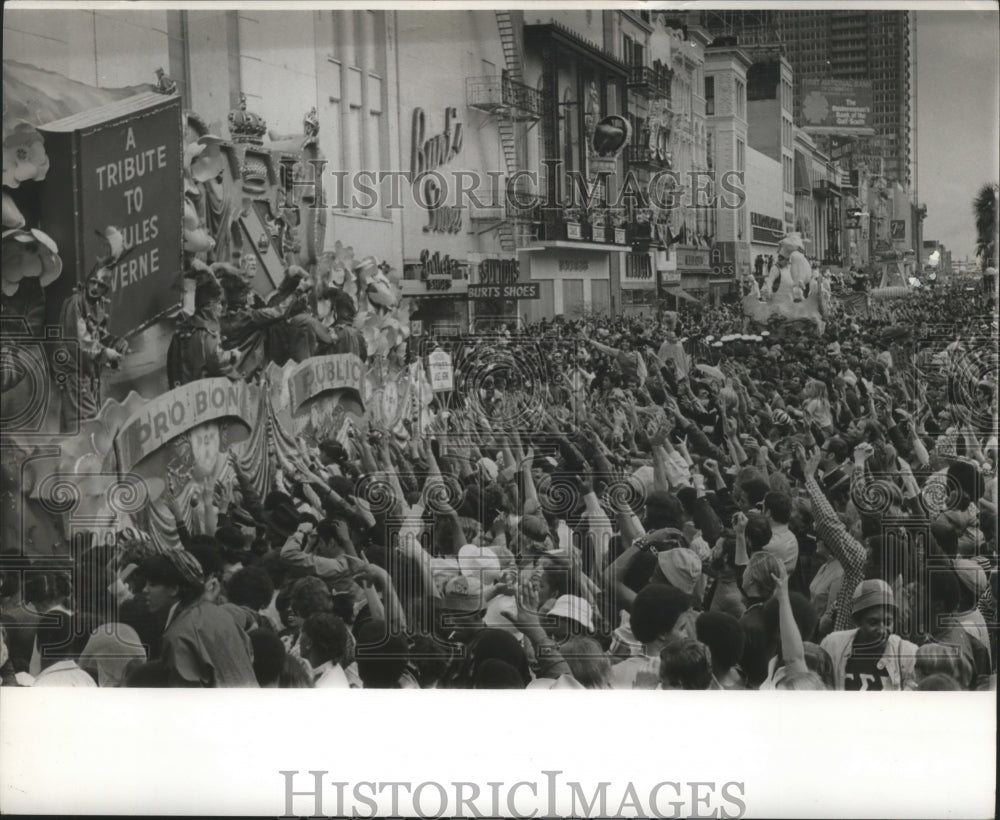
[623, 35, 635, 66]
[332, 10, 387, 216]
[705, 75, 714, 115]
[736, 138, 745, 173]
[735, 79, 745, 117]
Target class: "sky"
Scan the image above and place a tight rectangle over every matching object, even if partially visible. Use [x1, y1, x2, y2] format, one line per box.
[916, 9, 1000, 260]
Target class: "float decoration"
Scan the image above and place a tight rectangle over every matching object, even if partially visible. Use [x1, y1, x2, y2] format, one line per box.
[268, 106, 327, 272]
[265, 353, 366, 452]
[743, 232, 828, 333]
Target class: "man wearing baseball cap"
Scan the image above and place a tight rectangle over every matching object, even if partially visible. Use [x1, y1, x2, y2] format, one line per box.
[820, 579, 917, 691]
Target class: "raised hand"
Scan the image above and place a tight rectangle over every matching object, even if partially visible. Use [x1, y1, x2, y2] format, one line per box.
[853, 441, 874, 465]
[770, 562, 789, 601]
[165, 473, 184, 520]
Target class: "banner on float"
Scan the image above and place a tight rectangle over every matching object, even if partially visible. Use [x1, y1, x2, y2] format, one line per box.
[268, 354, 367, 447]
[286, 354, 366, 412]
[110, 378, 266, 549]
[114, 378, 257, 473]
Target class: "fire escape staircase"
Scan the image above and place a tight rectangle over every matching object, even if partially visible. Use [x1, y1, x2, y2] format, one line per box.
[466, 11, 538, 252]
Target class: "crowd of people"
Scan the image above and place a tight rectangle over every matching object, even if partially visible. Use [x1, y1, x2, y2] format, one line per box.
[1, 268, 997, 692]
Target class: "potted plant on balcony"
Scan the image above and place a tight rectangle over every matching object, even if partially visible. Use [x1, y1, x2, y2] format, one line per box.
[590, 206, 608, 243]
[608, 209, 628, 245]
[563, 206, 584, 241]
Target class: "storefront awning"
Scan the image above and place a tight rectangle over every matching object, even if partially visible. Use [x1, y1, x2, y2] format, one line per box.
[4, 59, 154, 127]
[663, 286, 699, 303]
[525, 22, 629, 76]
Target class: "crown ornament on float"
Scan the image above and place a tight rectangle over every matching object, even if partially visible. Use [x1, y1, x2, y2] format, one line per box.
[228, 93, 267, 146]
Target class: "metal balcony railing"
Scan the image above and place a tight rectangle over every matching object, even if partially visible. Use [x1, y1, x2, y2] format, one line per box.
[626, 65, 674, 96]
[466, 75, 541, 120]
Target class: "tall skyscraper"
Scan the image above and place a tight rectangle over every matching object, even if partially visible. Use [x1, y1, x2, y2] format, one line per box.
[698, 10, 913, 186]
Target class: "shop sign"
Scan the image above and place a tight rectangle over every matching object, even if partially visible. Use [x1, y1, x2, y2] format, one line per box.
[40, 93, 183, 337]
[566, 222, 583, 240]
[468, 283, 540, 300]
[615, 227, 627, 244]
[751, 212, 784, 244]
[660, 269, 681, 285]
[470, 258, 535, 299]
[427, 348, 454, 392]
[709, 243, 737, 277]
[478, 258, 520, 284]
[680, 250, 709, 270]
[417, 249, 467, 291]
[410, 107, 463, 179]
[558, 258, 590, 272]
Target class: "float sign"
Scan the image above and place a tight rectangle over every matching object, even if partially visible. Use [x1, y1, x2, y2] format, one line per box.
[40, 92, 184, 336]
[427, 348, 454, 392]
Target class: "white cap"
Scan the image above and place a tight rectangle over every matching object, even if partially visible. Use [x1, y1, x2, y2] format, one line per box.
[547, 594, 594, 631]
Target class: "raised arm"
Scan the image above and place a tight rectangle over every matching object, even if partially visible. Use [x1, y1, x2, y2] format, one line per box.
[800, 445, 867, 631]
[772, 563, 808, 676]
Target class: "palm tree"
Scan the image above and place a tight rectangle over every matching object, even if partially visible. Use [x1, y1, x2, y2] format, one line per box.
[973, 182, 998, 271]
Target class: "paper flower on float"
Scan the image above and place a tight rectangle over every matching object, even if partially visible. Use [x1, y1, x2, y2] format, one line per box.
[316, 248, 355, 293]
[355, 255, 400, 311]
[188, 135, 227, 184]
[2, 190, 25, 229]
[183, 197, 215, 254]
[1, 228, 62, 297]
[2, 121, 50, 189]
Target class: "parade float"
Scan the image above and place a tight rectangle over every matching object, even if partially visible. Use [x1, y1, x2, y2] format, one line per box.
[741, 232, 832, 334]
[1, 62, 423, 556]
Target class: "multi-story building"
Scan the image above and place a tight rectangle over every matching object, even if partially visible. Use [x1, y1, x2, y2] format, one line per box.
[619, 10, 674, 316]
[652, 20, 716, 302]
[702, 38, 753, 300]
[396, 10, 520, 333]
[518, 10, 633, 321]
[745, 53, 796, 249]
[698, 10, 914, 187]
[793, 128, 842, 264]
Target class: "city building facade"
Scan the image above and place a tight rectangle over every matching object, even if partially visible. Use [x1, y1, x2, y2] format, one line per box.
[702, 40, 752, 300]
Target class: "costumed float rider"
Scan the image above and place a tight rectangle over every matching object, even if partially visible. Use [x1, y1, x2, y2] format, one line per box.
[763, 233, 812, 303]
[55, 265, 129, 433]
[215, 263, 313, 379]
[167, 268, 241, 388]
[310, 286, 368, 361]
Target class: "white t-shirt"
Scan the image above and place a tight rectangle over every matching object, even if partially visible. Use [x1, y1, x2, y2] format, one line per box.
[764, 525, 799, 572]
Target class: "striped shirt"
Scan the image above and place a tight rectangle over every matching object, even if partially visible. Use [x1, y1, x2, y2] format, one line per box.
[805, 473, 867, 633]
